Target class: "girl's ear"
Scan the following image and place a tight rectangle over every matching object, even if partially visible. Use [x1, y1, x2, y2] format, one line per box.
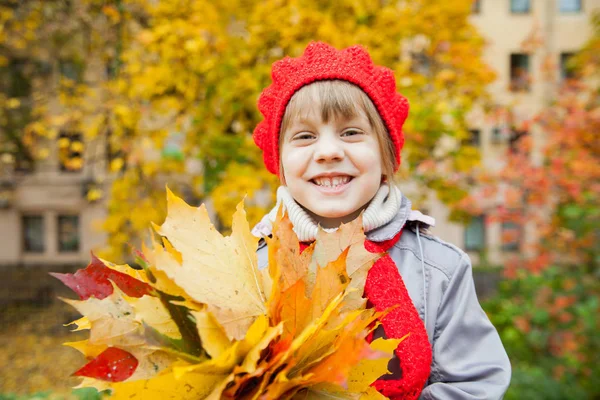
[381, 175, 388, 184]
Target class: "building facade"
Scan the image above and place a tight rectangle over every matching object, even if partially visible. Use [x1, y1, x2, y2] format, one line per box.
[0, 137, 108, 267]
[428, 0, 598, 266]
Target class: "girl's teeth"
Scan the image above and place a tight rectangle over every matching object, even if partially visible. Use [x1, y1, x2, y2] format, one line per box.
[314, 176, 350, 187]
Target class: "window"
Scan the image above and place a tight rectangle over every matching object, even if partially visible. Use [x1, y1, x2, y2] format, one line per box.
[14, 154, 34, 173]
[58, 132, 84, 172]
[22, 215, 45, 253]
[511, 0, 531, 13]
[509, 129, 528, 152]
[58, 215, 80, 252]
[559, 0, 582, 12]
[472, 0, 482, 14]
[59, 59, 84, 82]
[560, 52, 577, 80]
[467, 129, 481, 147]
[465, 215, 485, 251]
[0, 182, 14, 209]
[0, 59, 32, 98]
[491, 126, 504, 144]
[510, 53, 531, 92]
[105, 56, 119, 79]
[501, 221, 521, 251]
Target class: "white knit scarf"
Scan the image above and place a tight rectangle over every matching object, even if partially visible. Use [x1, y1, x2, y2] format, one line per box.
[255, 183, 403, 242]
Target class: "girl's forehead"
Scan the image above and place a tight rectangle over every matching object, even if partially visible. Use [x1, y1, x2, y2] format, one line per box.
[286, 98, 369, 125]
[287, 105, 368, 128]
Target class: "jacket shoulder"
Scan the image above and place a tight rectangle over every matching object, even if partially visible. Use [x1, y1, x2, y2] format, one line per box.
[395, 224, 468, 280]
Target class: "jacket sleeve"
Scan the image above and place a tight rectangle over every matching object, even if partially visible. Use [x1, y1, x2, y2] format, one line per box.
[420, 254, 511, 400]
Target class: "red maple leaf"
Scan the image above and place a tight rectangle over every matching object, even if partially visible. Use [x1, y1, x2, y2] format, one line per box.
[51, 253, 154, 300]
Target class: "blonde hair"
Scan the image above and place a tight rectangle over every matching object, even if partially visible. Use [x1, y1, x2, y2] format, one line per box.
[279, 80, 397, 182]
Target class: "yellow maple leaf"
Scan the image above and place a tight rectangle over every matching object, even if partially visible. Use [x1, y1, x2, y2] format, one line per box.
[151, 188, 267, 341]
[109, 365, 225, 400]
[64, 316, 91, 331]
[129, 295, 181, 340]
[63, 340, 107, 359]
[190, 309, 231, 358]
[61, 285, 142, 348]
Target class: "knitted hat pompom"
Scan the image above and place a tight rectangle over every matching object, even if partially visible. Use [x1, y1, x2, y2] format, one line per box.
[253, 41, 409, 176]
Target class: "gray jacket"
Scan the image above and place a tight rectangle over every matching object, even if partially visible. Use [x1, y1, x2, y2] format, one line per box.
[256, 193, 511, 399]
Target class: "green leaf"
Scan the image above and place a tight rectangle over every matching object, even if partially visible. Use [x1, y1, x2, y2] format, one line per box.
[158, 291, 209, 359]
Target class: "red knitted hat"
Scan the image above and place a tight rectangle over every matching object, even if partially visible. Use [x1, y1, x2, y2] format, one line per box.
[253, 41, 409, 176]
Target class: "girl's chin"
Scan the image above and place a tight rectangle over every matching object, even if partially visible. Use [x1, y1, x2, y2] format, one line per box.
[313, 211, 350, 220]
[304, 205, 363, 226]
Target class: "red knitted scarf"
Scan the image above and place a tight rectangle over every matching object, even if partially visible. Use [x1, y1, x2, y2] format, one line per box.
[299, 230, 432, 399]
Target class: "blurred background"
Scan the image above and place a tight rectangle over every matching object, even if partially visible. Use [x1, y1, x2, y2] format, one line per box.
[0, 0, 598, 399]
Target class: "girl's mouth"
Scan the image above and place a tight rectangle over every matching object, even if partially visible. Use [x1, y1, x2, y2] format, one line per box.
[310, 176, 353, 193]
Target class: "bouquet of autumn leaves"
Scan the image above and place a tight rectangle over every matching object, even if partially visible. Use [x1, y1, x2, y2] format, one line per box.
[52, 189, 405, 399]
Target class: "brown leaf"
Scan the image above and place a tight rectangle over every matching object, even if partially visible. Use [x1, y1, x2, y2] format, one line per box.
[310, 247, 351, 320]
[313, 216, 381, 310]
[267, 207, 314, 292]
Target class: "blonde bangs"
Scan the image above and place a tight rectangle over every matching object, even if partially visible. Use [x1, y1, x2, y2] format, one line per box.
[279, 80, 397, 181]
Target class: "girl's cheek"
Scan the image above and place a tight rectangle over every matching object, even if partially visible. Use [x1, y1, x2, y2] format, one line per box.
[351, 147, 382, 166]
[283, 146, 309, 165]
[281, 151, 299, 176]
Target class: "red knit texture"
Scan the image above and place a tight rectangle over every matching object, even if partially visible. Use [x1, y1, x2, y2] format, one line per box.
[299, 231, 432, 399]
[253, 41, 409, 176]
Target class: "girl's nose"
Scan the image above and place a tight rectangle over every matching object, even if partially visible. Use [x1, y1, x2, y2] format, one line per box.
[313, 134, 344, 163]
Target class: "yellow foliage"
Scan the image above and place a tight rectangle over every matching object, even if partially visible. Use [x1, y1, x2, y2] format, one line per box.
[6, 98, 21, 108]
[211, 162, 279, 232]
[86, 188, 104, 202]
[3, 0, 493, 260]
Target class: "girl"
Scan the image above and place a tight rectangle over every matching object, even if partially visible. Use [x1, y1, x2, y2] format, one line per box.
[251, 42, 510, 400]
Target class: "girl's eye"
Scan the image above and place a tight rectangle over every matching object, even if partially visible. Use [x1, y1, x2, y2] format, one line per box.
[293, 133, 315, 140]
[342, 129, 363, 137]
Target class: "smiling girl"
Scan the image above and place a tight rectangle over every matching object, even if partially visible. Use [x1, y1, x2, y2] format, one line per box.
[251, 42, 510, 400]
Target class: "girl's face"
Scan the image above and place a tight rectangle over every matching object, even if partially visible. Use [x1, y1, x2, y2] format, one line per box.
[281, 104, 383, 228]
